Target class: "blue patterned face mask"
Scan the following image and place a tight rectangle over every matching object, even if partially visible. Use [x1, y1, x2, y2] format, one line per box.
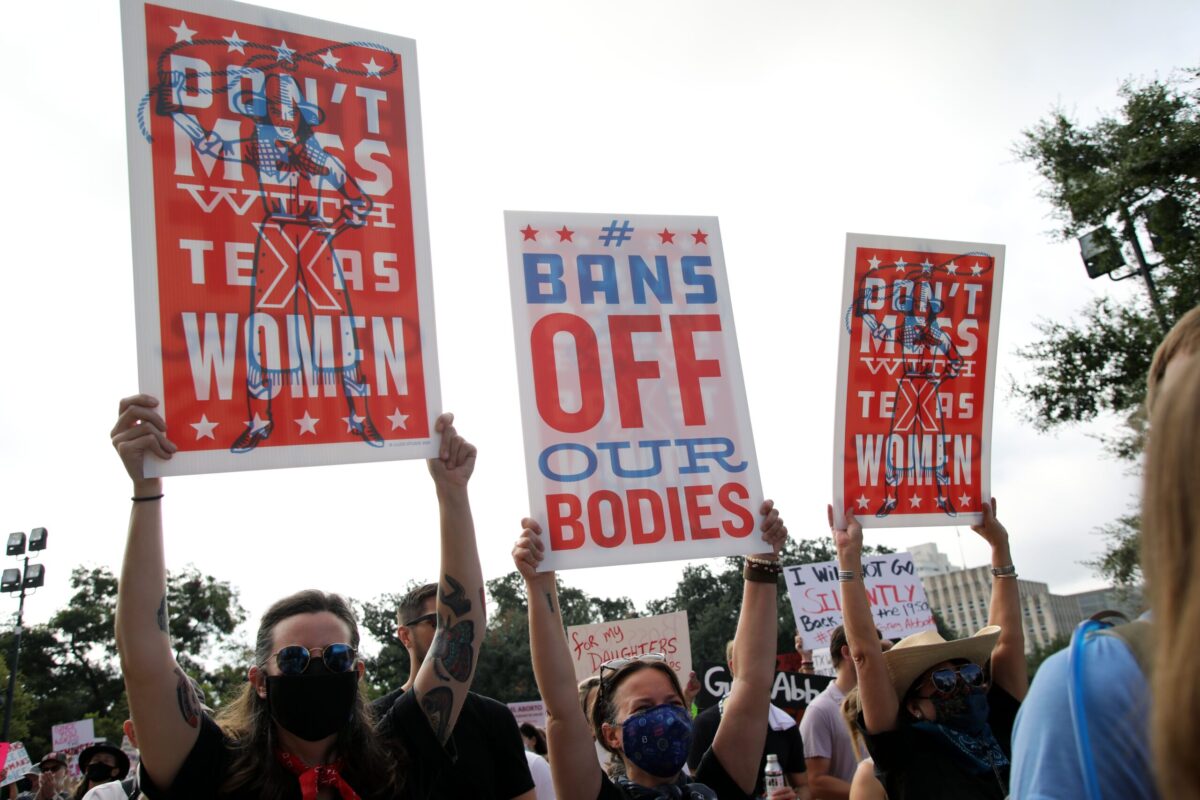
[620, 704, 693, 778]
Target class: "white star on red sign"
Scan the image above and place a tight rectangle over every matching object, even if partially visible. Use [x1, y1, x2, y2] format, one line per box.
[170, 20, 197, 43]
[190, 415, 218, 440]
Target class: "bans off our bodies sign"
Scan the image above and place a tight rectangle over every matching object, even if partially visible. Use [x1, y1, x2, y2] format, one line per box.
[120, 0, 440, 475]
[833, 233, 1004, 528]
[506, 212, 765, 571]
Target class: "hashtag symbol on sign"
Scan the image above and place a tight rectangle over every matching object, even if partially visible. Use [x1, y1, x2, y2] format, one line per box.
[599, 219, 635, 247]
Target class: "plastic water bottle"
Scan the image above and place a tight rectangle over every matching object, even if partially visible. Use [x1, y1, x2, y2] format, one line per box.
[763, 753, 785, 796]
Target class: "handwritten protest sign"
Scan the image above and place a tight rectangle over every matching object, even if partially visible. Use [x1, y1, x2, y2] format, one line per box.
[785, 553, 935, 650]
[506, 700, 547, 730]
[121, 0, 440, 475]
[51, 720, 94, 751]
[0, 743, 31, 788]
[697, 663, 833, 722]
[566, 611, 691, 687]
[507, 211, 764, 570]
[833, 233, 1004, 528]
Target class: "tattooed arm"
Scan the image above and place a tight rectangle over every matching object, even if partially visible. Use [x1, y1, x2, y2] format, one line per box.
[111, 395, 200, 787]
[512, 520, 602, 800]
[413, 413, 485, 744]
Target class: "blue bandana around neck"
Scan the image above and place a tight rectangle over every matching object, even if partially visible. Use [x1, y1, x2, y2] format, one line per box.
[912, 690, 1010, 779]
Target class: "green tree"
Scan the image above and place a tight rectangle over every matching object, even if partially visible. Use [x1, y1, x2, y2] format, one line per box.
[1015, 65, 1200, 585]
[0, 565, 246, 756]
[931, 608, 958, 642]
[356, 591, 408, 700]
[0, 652, 35, 745]
[1025, 633, 1072, 679]
[356, 576, 637, 703]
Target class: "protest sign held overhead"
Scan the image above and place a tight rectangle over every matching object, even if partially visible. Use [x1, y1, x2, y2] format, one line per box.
[697, 663, 833, 721]
[507, 700, 547, 730]
[833, 233, 1004, 528]
[120, 0, 440, 475]
[0, 743, 31, 788]
[785, 553, 936, 650]
[506, 211, 764, 570]
[51, 719, 95, 751]
[566, 611, 692, 687]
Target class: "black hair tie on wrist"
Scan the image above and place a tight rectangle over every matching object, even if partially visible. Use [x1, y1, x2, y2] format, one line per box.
[131, 494, 164, 502]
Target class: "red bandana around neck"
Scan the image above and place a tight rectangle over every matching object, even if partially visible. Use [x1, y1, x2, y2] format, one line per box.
[276, 750, 362, 800]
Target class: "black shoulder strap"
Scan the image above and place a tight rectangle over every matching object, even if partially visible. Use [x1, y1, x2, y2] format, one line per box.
[1096, 619, 1154, 676]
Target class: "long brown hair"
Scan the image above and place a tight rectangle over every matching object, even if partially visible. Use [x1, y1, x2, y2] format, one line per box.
[1146, 304, 1200, 411]
[216, 590, 404, 799]
[1142, 354, 1200, 797]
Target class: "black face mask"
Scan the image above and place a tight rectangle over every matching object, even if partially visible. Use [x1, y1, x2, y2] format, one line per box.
[84, 763, 117, 783]
[267, 670, 358, 742]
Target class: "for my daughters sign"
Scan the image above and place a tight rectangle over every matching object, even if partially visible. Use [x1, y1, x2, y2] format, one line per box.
[566, 611, 692, 688]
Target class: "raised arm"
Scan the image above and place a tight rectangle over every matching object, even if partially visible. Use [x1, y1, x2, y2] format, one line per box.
[711, 500, 789, 794]
[411, 413, 486, 744]
[512, 520, 603, 800]
[111, 394, 199, 788]
[832, 507, 898, 734]
[973, 498, 1027, 700]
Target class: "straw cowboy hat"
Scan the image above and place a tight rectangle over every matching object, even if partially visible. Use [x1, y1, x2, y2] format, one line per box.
[883, 626, 1001, 698]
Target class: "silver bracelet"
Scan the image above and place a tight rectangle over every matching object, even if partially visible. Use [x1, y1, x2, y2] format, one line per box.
[991, 564, 1017, 578]
[838, 569, 859, 582]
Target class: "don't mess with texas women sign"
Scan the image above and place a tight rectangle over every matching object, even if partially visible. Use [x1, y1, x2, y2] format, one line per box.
[121, 0, 440, 475]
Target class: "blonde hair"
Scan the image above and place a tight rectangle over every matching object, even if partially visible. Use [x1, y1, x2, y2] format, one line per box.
[578, 675, 600, 719]
[841, 686, 867, 761]
[1143, 354, 1200, 797]
[1146, 304, 1200, 412]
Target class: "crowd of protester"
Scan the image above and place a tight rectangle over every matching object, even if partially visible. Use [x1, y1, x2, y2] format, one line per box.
[32, 302, 1187, 798]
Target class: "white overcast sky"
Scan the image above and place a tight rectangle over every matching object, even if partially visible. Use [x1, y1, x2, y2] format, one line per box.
[2, 0, 1197, 652]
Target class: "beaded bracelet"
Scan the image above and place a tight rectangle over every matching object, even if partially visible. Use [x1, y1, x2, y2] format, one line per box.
[743, 556, 782, 583]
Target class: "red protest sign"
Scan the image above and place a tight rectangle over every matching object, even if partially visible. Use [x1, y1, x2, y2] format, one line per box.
[506, 212, 765, 570]
[120, 0, 440, 475]
[833, 234, 1004, 528]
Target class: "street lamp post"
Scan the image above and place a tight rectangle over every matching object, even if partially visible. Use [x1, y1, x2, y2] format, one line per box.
[1, 528, 47, 742]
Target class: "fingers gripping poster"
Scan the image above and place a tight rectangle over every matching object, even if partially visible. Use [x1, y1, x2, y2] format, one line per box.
[120, 0, 440, 475]
[506, 212, 765, 570]
[834, 233, 1004, 528]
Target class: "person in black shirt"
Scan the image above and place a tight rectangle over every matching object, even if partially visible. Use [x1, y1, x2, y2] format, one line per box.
[830, 500, 1027, 800]
[512, 501, 791, 800]
[111, 395, 485, 799]
[370, 583, 535, 799]
[687, 640, 807, 798]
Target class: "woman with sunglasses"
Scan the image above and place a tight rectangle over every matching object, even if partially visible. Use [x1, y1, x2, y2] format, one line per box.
[830, 500, 1026, 800]
[111, 394, 485, 799]
[512, 501, 790, 800]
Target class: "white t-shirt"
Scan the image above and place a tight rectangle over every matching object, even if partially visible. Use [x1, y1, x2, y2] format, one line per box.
[81, 781, 134, 800]
[524, 750, 556, 800]
[798, 680, 860, 783]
